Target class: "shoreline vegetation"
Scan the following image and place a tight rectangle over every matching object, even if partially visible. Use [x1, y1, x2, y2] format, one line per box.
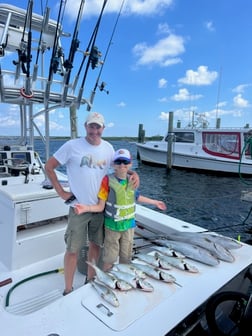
[0, 135, 163, 142]
[40, 136, 163, 142]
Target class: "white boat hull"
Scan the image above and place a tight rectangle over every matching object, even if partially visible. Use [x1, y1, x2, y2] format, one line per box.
[136, 138, 252, 175]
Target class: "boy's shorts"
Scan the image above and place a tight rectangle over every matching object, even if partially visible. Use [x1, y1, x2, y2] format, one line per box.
[64, 207, 104, 253]
[103, 227, 134, 264]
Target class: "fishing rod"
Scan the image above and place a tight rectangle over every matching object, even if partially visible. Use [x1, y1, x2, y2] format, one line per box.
[70, 23, 97, 94]
[75, 0, 108, 109]
[13, 0, 33, 84]
[61, 0, 85, 104]
[44, 0, 66, 105]
[70, 0, 108, 95]
[87, 0, 125, 111]
[20, 0, 34, 99]
[32, 4, 50, 84]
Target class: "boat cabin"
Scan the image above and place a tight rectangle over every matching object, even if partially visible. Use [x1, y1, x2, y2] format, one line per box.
[164, 129, 252, 161]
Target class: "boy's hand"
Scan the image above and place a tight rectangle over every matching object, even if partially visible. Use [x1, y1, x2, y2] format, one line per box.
[156, 201, 167, 211]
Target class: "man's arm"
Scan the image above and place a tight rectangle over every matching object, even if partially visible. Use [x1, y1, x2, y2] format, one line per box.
[45, 157, 72, 201]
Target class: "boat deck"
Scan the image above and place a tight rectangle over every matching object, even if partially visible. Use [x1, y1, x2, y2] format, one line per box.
[1, 205, 252, 336]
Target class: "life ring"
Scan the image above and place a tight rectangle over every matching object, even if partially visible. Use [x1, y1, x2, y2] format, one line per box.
[205, 291, 250, 336]
[20, 87, 33, 99]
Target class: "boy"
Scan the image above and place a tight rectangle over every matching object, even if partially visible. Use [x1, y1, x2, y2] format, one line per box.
[74, 148, 166, 271]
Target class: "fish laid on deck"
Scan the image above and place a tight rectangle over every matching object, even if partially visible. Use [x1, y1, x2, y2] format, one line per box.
[152, 245, 185, 258]
[198, 233, 242, 250]
[90, 279, 120, 308]
[86, 261, 132, 291]
[154, 252, 199, 273]
[109, 269, 154, 292]
[135, 253, 172, 270]
[112, 263, 147, 279]
[155, 239, 220, 266]
[132, 262, 177, 283]
[165, 232, 235, 263]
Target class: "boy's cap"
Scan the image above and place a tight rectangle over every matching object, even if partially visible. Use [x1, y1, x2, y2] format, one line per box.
[113, 149, 131, 162]
[86, 112, 105, 127]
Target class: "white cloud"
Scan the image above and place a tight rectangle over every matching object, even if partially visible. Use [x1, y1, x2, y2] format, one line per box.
[205, 21, 215, 32]
[158, 78, 167, 88]
[64, 0, 174, 18]
[233, 94, 249, 108]
[178, 66, 218, 86]
[232, 84, 251, 94]
[106, 122, 115, 128]
[158, 96, 168, 102]
[133, 34, 185, 67]
[171, 88, 202, 101]
[117, 101, 126, 107]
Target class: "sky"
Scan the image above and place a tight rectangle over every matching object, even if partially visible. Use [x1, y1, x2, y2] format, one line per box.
[0, 0, 252, 137]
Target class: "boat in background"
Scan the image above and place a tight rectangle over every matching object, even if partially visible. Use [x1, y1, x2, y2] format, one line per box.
[136, 120, 252, 175]
[0, 2, 252, 336]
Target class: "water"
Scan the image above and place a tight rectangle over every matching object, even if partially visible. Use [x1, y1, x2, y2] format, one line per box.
[34, 138, 252, 243]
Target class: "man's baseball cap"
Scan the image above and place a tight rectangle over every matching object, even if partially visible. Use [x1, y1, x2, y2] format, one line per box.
[86, 112, 105, 127]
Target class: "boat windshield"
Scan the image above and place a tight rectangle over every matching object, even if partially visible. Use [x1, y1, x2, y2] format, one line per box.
[165, 132, 195, 143]
[202, 132, 241, 159]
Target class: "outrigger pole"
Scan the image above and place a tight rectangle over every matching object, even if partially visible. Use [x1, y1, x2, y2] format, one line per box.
[75, 0, 108, 109]
[61, 0, 86, 105]
[87, 0, 126, 111]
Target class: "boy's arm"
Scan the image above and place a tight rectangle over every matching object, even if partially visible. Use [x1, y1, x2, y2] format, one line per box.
[137, 195, 167, 211]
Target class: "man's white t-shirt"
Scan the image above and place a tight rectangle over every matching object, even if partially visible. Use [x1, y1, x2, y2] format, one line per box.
[54, 137, 114, 205]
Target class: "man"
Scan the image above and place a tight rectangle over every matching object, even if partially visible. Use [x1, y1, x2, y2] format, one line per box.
[45, 112, 139, 295]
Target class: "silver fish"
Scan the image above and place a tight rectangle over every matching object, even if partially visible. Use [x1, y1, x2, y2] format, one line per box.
[109, 269, 154, 292]
[153, 245, 185, 258]
[87, 261, 132, 291]
[90, 279, 119, 307]
[86, 261, 117, 289]
[132, 262, 176, 283]
[155, 239, 219, 266]
[165, 233, 235, 263]
[199, 233, 242, 250]
[136, 278, 154, 292]
[154, 252, 199, 273]
[113, 263, 147, 279]
[135, 253, 172, 270]
[109, 270, 136, 288]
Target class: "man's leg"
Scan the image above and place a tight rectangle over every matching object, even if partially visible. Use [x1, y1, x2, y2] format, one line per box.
[63, 251, 77, 294]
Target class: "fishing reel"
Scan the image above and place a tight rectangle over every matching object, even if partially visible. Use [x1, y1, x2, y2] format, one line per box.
[98, 81, 109, 94]
[89, 46, 102, 69]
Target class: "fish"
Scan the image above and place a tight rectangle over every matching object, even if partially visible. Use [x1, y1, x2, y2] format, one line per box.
[112, 263, 147, 279]
[199, 233, 242, 250]
[109, 270, 135, 288]
[90, 279, 119, 307]
[132, 262, 177, 283]
[86, 261, 118, 289]
[164, 232, 235, 263]
[154, 252, 199, 273]
[109, 269, 154, 292]
[155, 239, 219, 266]
[86, 261, 132, 290]
[152, 245, 185, 258]
[135, 253, 172, 270]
